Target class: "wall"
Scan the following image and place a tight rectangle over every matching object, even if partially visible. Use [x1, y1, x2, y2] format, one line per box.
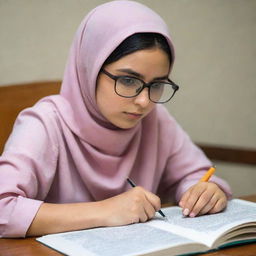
[0, 0, 255, 196]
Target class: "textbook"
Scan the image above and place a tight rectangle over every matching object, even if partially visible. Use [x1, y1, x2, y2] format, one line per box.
[37, 199, 256, 256]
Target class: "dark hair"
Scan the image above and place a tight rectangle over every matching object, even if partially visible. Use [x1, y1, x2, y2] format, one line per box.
[103, 33, 173, 66]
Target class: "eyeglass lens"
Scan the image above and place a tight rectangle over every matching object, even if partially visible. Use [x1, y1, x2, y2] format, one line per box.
[115, 77, 176, 103]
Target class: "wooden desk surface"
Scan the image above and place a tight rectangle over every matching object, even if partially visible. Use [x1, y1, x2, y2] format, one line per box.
[1, 195, 255, 256]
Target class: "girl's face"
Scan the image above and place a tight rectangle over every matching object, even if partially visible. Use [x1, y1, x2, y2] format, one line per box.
[96, 48, 170, 129]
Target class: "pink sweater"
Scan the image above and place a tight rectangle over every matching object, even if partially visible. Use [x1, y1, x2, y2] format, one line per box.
[0, 101, 232, 237]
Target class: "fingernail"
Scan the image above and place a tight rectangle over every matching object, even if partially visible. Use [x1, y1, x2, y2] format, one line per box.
[189, 212, 196, 218]
[183, 208, 189, 216]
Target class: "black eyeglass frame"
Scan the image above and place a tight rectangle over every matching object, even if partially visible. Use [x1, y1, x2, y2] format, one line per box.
[101, 69, 179, 104]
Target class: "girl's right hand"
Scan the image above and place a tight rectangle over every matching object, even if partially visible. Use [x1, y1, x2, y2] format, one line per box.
[100, 186, 161, 226]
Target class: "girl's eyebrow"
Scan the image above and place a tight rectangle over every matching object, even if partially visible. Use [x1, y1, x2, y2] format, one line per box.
[116, 68, 142, 78]
[116, 68, 169, 81]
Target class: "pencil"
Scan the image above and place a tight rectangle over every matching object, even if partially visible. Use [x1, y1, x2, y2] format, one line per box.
[126, 178, 167, 219]
[200, 166, 216, 182]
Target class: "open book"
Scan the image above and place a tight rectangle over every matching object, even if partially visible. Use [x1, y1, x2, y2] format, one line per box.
[37, 199, 256, 256]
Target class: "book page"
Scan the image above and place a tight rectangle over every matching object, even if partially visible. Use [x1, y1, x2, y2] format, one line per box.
[148, 199, 256, 247]
[37, 223, 197, 256]
[37, 199, 255, 255]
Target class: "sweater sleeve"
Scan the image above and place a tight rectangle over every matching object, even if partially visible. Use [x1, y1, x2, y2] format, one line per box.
[157, 107, 232, 203]
[0, 103, 59, 237]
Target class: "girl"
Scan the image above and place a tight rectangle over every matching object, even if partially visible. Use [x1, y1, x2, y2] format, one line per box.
[0, 0, 231, 238]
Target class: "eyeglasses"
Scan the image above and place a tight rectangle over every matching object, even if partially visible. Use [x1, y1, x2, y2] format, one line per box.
[101, 69, 179, 104]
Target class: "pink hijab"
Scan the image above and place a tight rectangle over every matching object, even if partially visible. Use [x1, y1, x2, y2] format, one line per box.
[48, 0, 174, 156]
[41, 0, 178, 198]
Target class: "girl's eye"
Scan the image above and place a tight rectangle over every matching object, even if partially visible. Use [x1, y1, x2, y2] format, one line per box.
[151, 82, 164, 89]
[118, 77, 138, 86]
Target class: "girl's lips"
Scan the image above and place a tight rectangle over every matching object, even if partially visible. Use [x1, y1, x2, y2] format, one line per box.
[124, 112, 143, 119]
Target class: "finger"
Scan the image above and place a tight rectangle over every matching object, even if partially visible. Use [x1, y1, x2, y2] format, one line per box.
[182, 183, 206, 216]
[209, 197, 227, 214]
[130, 215, 140, 224]
[132, 187, 160, 221]
[139, 209, 148, 223]
[143, 192, 158, 219]
[143, 202, 156, 220]
[130, 203, 146, 224]
[179, 188, 192, 208]
[144, 190, 161, 212]
[197, 194, 218, 216]
[188, 189, 215, 217]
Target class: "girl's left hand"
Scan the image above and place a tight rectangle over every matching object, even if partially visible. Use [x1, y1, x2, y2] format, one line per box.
[179, 182, 227, 217]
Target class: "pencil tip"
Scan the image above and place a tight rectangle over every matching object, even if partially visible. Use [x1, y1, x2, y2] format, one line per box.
[164, 216, 169, 222]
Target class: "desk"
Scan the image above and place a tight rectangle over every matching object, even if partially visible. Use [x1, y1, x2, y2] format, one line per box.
[0, 195, 255, 256]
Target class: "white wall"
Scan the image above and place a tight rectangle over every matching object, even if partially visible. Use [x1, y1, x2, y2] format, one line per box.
[0, 0, 255, 196]
[157, 0, 256, 149]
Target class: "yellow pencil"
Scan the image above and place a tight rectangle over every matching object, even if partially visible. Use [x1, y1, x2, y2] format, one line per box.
[200, 166, 216, 182]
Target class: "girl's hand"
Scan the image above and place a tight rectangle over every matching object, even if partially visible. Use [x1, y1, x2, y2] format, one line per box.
[179, 182, 227, 217]
[100, 186, 161, 226]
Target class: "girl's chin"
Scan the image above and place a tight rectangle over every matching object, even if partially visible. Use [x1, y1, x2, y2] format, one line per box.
[112, 119, 141, 129]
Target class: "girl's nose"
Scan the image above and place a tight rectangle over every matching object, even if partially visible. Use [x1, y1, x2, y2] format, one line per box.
[133, 88, 151, 108]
